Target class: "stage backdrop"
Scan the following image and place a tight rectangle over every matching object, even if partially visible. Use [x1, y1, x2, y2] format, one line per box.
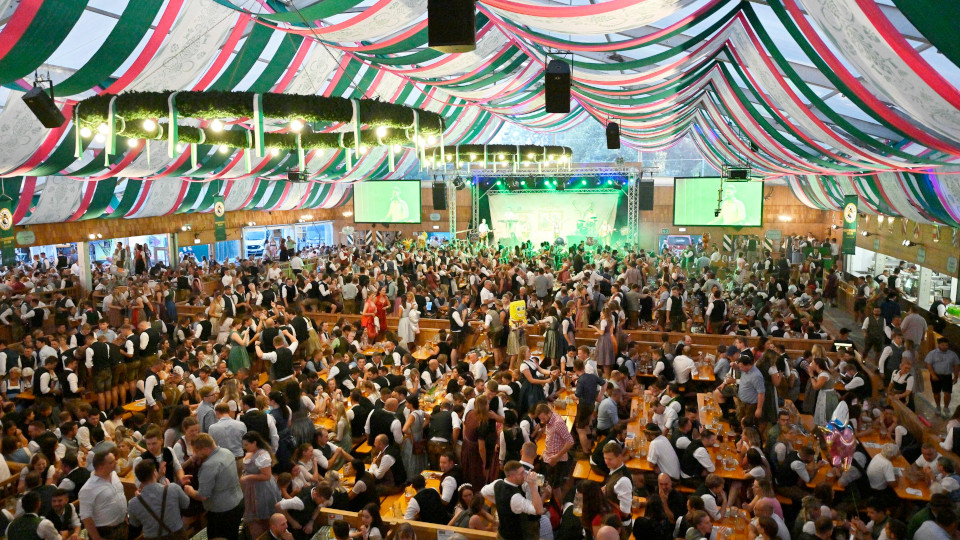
[487, 192, 621, 246]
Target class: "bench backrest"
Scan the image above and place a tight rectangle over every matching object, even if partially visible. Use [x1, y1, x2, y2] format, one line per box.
[318, 508, 498, 540]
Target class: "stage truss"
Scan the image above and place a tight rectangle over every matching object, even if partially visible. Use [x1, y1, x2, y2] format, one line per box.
[434, 165, 654, 245]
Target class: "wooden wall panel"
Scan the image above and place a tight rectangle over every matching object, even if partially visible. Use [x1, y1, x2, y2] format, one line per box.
[14, 186, 470, 248]
[855, 215, 960, 277]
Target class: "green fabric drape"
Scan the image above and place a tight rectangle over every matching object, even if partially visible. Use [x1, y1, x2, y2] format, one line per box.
[0, 0, 89, 85]
[54, 0, 164, 96]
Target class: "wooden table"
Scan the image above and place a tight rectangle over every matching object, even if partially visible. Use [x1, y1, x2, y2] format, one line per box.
[858, 432, 932, 501]
[15, 390, 34, 401]
[412, 347, 434, 361]
[380, 470, 443, 519]
[124, 398, 146, 413]
[691, 362, 716, 382]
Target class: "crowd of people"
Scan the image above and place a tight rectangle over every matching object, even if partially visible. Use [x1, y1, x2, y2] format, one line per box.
[0, 232, 957, 540]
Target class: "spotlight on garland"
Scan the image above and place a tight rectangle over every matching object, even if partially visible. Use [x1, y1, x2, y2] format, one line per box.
[73, 91, 445, 171]
[427, 144, 573, 173]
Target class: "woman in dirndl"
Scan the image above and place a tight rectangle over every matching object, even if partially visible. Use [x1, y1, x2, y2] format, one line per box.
[592, 307, 616, 378]
[517, 346, 556, 417]
[541, 307, 563, 363]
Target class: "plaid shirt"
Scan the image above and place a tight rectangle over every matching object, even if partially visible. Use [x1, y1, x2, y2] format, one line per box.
[544, 412, 574, 462]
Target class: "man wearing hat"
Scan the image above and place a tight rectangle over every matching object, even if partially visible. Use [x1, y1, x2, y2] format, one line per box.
[644, 422, 681, 481]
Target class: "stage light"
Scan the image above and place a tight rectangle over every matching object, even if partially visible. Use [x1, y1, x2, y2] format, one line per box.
[557, 179, 565, 191]
[580, 180, 587, 186]
[376, 126, 387, 138]
[79, 126, 92, 138]
[143, 119, 156, 131]
[211, 119, 224, 132]
[290, 120, 304, 132]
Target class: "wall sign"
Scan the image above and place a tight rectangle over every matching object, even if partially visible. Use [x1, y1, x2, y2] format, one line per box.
[841, 196, 859, 255]
[947, 256, 958, 276]
[661, 228, 669, 234]
[917, 246, 927, 264]
[764, 229, 782, 240]
[429, 213, 441, 221]
[873, 237, 880, 251]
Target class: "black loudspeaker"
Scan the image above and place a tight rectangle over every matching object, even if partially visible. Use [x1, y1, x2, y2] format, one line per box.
[638, 180, 654, 211]
[545, 59, 571, 114]
[728, 168, 749, 180]
[557, 179, 565, 191]
[287, 169, 303, 182]
[432, 182, 447, 210]
[428, 0, 476, 53]
[606, 122, 621, 150]
[23, 86, 66, 128]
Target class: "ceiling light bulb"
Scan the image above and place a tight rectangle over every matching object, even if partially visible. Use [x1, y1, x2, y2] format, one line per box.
[127, 139, 139, 148]
[210, 119, 224, 132]
[97, 233, 102, 239]
[446, 155, 452, 162]
[176, 143, 185, 152]
[376, 126, 388, 138]
[528, 153, 536, 159]
[88, 234, 96, 240]
[271, 148, 280, 156]
[469, 153, 477, 161]
[392, 144, 401, 152]
[97, 123, 109, 135]
[290, 119, 304, 132]
[143, 119, 156, 131]
[80, 126, 92, 138]
[219, 145, 230, 153]
[359, 145, 368, 154]
[427, 136, 437, 144]
[94, 133, 105, 143]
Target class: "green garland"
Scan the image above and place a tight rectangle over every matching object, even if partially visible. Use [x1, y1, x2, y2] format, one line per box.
[73, 90, 444, 151]
[429, 144, 573, 164]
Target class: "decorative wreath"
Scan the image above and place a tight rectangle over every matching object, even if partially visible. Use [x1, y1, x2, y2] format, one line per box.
[72, 91, 445, 160]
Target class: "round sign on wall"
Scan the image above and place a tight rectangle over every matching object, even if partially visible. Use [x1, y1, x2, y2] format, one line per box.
[15, 230, 35, 245]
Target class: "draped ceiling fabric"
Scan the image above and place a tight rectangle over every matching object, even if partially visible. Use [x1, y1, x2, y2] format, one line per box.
[0, 0, 959, 224]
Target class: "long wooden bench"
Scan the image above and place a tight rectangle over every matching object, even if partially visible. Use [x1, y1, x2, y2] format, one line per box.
[318, 508, 498, 540]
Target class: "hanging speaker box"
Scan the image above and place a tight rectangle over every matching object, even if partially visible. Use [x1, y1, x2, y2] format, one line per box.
[428, 0, 477, 53]
[606, 122, 621, 150]
[545, 59, 571, 114]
